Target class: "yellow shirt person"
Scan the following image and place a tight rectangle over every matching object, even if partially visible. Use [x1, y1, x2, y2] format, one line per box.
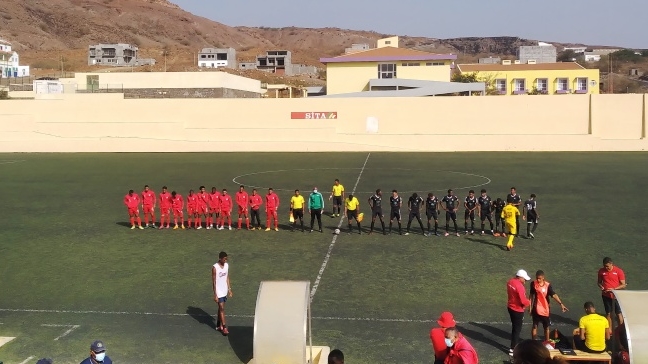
[332, 183, 344, 197]
[290, 195, 305, 209]
[501, 202, 520, 250]
[345, 196, 359, 211]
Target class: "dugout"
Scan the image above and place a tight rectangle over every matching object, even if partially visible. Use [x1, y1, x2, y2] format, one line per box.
[613, 290, 648, 364]
[250, 281, 330, 364]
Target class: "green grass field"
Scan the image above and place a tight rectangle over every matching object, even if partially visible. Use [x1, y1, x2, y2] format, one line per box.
[1, 152, 647, 364]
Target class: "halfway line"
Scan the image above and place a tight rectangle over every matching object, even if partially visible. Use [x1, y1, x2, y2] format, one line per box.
[309, 152, 371, 300]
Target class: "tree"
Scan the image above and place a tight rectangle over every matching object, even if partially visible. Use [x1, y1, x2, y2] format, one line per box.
[558, 50, 577, 62]
[610, 49, 642, 63]
[451, 72, 499, 95]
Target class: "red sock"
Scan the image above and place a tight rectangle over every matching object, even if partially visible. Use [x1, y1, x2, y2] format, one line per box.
[130, 217, 135, 225]
[144, 215, 149, 224]
[266, 216, 270, 228]
[238, 218, 242, 229]
[207, 217, 212, 226]
[151, 214, 156, 224]
[227, 216, 232, 226]
[137, 217, 142, 226]
[196, 217, 201, 228]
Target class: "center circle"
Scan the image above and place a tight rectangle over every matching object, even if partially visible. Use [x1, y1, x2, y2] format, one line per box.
[232, 168, 491, 194]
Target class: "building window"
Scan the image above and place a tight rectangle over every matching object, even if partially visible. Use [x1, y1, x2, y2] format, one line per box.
[378, 63, 397, 79]
[513, 79, 526, 93]
[495, 79, 507, 94]
[576, 78, 588, 93]
[385, 41, 391, 45]
[401, 62, 420, 66]
[200, 55, 206, 59]
[536, 78, 548, 93]
[556, 78, 569, 92]
[426, 62, 445, 66]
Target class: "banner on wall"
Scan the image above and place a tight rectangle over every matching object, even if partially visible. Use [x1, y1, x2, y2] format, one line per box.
[291, 112, 337, 119]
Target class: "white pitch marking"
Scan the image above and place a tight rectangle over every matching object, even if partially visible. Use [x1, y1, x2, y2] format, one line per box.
[309, 153, 371, 301]
[41, 324, 81, 340]
[0, 336, 15, 347]
[0, 160, 26, 165]
[19, 356, 35, 364]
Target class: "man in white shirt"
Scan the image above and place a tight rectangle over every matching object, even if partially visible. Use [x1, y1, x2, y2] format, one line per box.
[212, 251, 233, 335]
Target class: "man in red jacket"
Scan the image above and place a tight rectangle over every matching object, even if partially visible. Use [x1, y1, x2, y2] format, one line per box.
[265, 188, 280, 231]
[507, 269, 531, 357]
[430, 312, 457, 364]
[443, 327, 478, 364]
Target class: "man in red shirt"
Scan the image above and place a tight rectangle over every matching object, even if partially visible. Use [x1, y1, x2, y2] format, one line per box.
[196, 186, 210, 230]
[598, 257, 627, 327]
[208, 187, 221, 230]
[159, 186, 172, 229]
[235, 185, 250, 230]
[249, 189, 263, 230]
[265, 188, 280, 231]
[507, 269, 531, 357]
[141, 185, 156, 228]
[430, 311, 456, 364]
[218, 189, 233, 230]
[443, 327, 478, 364]
[171, 191, 185, 230]
[186, 190, 199, 229]
[124, 190, 143, 230]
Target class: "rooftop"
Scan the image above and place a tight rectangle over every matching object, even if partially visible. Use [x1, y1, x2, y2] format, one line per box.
[457, 62, 586, 72]
[320, 47, 456, 64]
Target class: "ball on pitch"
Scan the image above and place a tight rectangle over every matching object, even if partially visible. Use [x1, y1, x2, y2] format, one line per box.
[334, 228, 340, 235]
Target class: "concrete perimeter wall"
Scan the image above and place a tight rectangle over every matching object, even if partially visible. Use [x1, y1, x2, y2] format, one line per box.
[0, 93, 646, 152]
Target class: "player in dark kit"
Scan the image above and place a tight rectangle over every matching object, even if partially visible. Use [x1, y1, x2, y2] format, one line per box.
[522, 193, 539, 238]
[464, 190, 478, 235]
[406, 193, 425, 236]
[507, 187, 522, 236]
[388, 190, 403, 235]
[441, 189, 460, 237]
[493, 197, 506, 237]
[425, 193, 440, 236]
[477, 189, 494, 235]
[368, 189, 386, 235]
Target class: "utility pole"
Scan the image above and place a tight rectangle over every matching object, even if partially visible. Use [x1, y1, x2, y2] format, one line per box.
[164, 50, 167, 72]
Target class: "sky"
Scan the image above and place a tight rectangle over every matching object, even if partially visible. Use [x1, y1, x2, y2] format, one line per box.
[171, 0, 645, 48]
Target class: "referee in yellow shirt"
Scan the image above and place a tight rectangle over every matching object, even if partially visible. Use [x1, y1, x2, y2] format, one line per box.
[502, 201, 520, 251]
[345, 194, 362, 234]
[330, 179, 345, 218]
[290, 189, 306, 232]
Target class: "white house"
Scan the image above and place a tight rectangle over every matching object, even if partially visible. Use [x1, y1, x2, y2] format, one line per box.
[584, 52, 602, 62]
[0, 39, 30, 77]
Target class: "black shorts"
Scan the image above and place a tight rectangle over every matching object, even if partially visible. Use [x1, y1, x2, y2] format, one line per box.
[372, 209, 383, 218]
[292, 208, 304, 219]
[464, 210, 475, 220]
[532, 313, 551, 328]
[333, 196, 343, 206]
[602, 295, 622, 315]
[390, 210, 401, 220]
[480, 211, 492, 220]
[526, 212, 538, 223]
[446, 211, 457, 220]
[347, 210, 358, 220]
[426, 210, 438, 220]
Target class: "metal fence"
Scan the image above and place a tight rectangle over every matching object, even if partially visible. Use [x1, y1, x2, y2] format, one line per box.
[0, 72, 76, 86]
[77, 84, 124, 93]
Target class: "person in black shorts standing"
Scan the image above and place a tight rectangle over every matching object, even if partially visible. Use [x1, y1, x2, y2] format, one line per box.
[425, 192, 440, 236]
[368, 189, 386, 235]
[388, 190, 403, 235]
[507, 187, 522, 236]
[478, 189, 494, 235]
[493, 197, 506, 237]
[406, 192, 425, 236]
[523, 193, 539, 239]
[441, 189, 460, 237]
[463, 190, 478, 235]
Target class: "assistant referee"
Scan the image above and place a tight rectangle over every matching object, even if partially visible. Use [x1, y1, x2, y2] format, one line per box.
[345, 194, 361, 234]
[330, 179, 345, 217]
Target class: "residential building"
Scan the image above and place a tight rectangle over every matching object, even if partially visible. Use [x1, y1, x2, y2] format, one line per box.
[517, 45, 557, 64]
[319, 36, 457, 95]
[456, 61, 599, 95]
[562, 47, 587, 54]
[591, 48, 621, 56]
[198, 47, 237, 69]
[255, 50, 318, 76]
[239, 62, 256, 70]
[479, 57, 501, 64]
[0, 39, 30, 77]
[88, 44, 155, 66]
[345, 43, 370, 54]
[584, 52, 601, 62]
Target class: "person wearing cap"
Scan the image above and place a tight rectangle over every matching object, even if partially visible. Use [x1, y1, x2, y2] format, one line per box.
[80, 340, 112, 364]
[507, 269, 531, 357]
[430, 311, 457, 364]
[308, 187, 325, 233]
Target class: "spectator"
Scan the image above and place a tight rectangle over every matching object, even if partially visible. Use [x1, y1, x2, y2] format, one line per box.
[512, 339, 569, 364]
[80, 340, 112, 364]
[507, 269, 532, 357]
[443, 327, 478, 364]
[430, 311, 457, 364]
[328, 348, 344, 364]
[574, 301, 609, 353]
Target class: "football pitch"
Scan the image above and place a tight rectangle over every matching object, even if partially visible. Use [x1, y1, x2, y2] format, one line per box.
[1, 152, 647, 364]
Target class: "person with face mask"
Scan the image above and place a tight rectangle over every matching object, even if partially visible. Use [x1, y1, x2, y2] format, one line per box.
[80, 340, 112, 364]
[443, 327, 478, 364]
[309, 187, 325, 233]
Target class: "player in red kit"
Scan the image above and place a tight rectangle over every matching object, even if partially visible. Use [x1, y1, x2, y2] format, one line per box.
[141, 185, 157, 228]
[218, 189, 233, 230]
[249, 189, 263, 230]
[208, 187, 221, 230]
[171, 191, 185, 229]
[265, 188, 280, 231]
[159, 186, 172, 229]
[124, 189, 143, 230]
[235, 185, 250, 230]
[186, 190, 199, 229]
[196, 186, 210, 230]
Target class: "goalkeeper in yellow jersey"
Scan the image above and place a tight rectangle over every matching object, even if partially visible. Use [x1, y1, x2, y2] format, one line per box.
[502, 201, 520, 251]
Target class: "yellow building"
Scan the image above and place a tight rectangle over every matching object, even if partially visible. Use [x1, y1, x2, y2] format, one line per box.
[456, 61, 600, 95]
[320, 37, 457, 95]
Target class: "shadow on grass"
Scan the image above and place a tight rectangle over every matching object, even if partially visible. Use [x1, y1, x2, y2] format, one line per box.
[551, 313, 579, 327]
[464, 237, 508, 251]
[457, 324, 510, 354]
[186, 306, 216, 330]
[116, 222, 132, 228]
[228, 326, 254, 363]
[471, 322, 511, 341]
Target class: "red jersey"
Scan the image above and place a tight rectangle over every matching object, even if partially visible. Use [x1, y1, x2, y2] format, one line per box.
[197, 192, 210, 207]
[187, 194, 198, 208]
[599, 266, 625, 298]
[507, 277, 530, 312]
[249, 194, 263, 210]
[444, 336, 478, 364]
[430, 327, 448, 360]
[124, 194, 140, 208]
[171, 194, 184, 209]
[141, 190, 156, 206]
[266, 193, 280, 209]
[159, 192, 172, 208]
[236, 191, 249, 208]
[220, 194, 233, 209]
[209, 192, 221, 208]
